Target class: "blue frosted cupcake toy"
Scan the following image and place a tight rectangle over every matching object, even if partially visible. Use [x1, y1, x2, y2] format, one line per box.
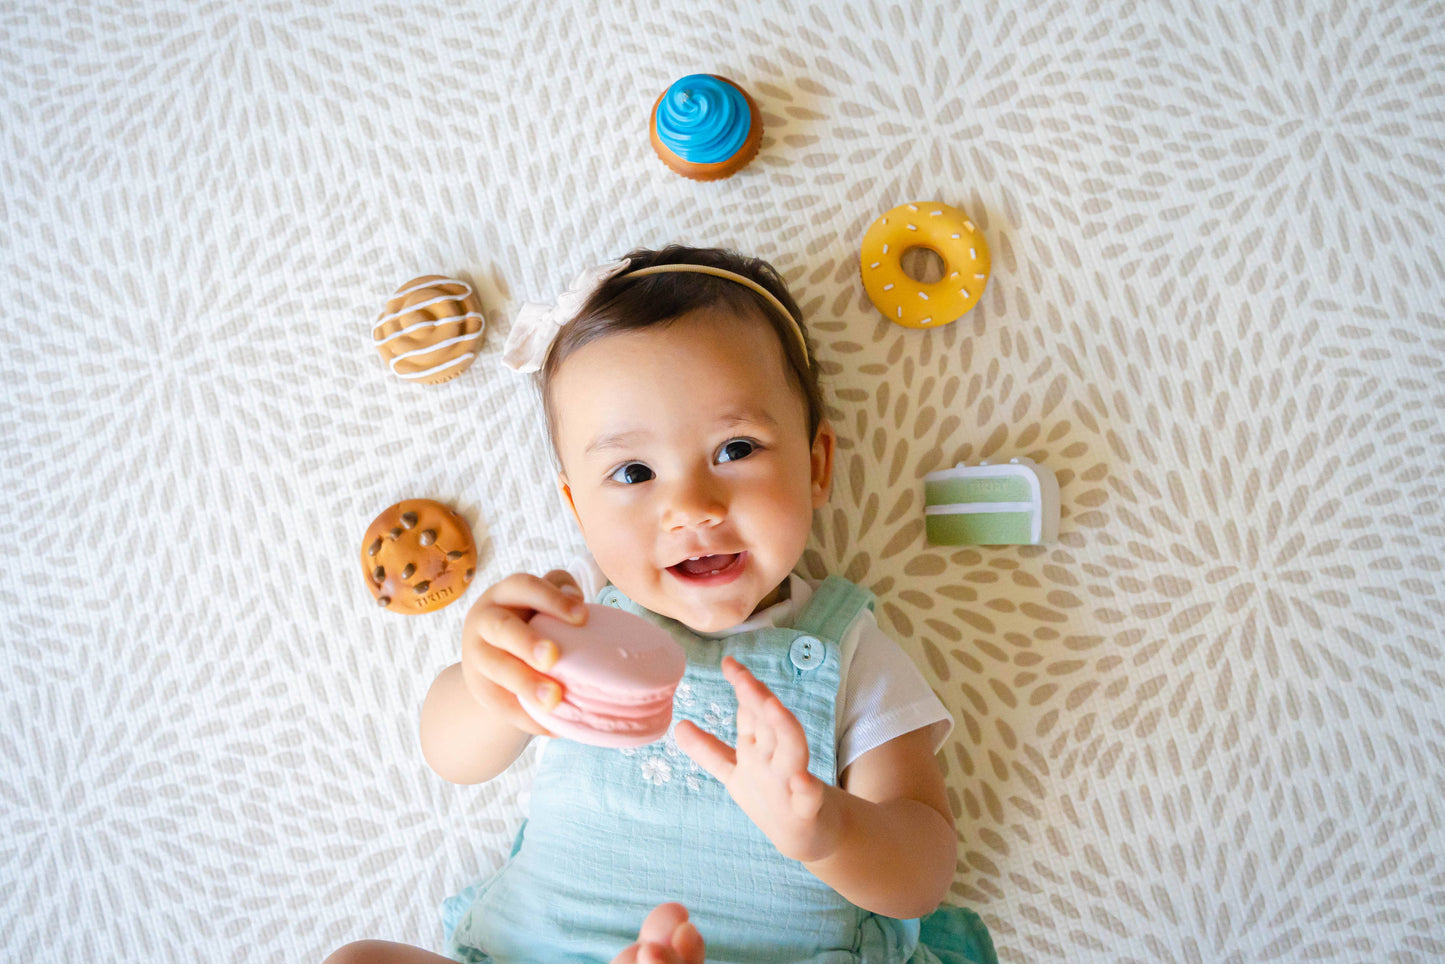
[649, 74, 763, 181]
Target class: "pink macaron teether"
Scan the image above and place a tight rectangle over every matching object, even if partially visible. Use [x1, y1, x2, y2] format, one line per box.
[525, 603, 686, 748]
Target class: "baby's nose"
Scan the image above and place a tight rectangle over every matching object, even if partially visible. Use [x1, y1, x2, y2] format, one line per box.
[664, 476, 726, 530]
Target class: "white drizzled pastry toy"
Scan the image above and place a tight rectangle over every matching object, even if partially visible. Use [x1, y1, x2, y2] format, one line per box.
[373, 275, 485, 384]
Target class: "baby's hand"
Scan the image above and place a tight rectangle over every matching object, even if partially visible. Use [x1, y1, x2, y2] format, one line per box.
[459, 570, 588, 737]
[675, 657, 842, 864]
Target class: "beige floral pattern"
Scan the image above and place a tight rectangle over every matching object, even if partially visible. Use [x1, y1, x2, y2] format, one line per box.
[2, 0, 1442, 961]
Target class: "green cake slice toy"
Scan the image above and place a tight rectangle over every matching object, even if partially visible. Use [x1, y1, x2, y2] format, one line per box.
[924, 457, 1060, 546]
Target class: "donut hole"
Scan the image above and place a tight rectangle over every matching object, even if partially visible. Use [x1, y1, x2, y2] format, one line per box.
[899, 246, 947, 285]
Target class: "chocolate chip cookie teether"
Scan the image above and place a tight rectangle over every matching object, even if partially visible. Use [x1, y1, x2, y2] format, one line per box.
[361, 499, 477, 613]
[373, 276, 485, 384]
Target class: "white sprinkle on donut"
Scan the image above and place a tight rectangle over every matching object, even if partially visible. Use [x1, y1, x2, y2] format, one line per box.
[951, 233, 960, 239]
[906, 224, 917, 230]
[896, 307, 902, 318]
[882, 243, 889, 254]
[959, 287, 968, 296]
[883, 283, 894, 290]
[882, 218, 888, 225]
[969, 248, 976, 258]
[929, 210, 942, 216]
[907, 203, 918, 211]
[964, 221, 975, 231]
[870, 262, 880, 269]
[975, 273, 986, 279]
[950, 271, 959, 278]
[919, 316, 932, 324]
[918, 292, 928, 300]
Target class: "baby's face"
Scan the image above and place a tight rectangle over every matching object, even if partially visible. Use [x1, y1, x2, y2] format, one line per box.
[552, 308, 833, 633]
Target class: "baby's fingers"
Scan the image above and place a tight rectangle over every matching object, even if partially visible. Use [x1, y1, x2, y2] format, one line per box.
[763, 695, 810, 776]
[483, 570, 589, 626]
[464, 636, 562, 711]
[675, 720, 736, 784]
[722, 656, 774, 709]
[722, 657, 805, 769]
[459, 606, 565, 731]
[465, 602, 560, 677]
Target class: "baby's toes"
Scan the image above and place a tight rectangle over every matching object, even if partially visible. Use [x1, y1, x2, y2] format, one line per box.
[673, 921, 705, 964]
[635, 902, 690, 943]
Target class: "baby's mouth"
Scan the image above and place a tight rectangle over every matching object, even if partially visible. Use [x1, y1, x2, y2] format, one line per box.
[668, 553, 744, 578]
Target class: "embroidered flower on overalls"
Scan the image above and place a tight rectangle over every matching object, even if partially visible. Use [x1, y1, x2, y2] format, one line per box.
[674, 680, 696, 707]
[640, 755, 672, 785]
[703, 701, 730, 730]
[628, 719, 710, 790]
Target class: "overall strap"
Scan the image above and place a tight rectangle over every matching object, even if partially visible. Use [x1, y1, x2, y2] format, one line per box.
[792, 575, 875, 643]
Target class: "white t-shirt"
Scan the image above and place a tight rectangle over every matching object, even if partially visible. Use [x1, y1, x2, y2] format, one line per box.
[565, 554, 952, 773]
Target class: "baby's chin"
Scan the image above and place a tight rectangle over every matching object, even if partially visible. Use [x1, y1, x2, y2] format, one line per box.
[672, 605, 756, 634]
[615, 582, 765, 635]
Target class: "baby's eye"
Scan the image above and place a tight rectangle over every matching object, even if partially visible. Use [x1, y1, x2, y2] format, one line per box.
[716, 439, 756, 463]
[608, 462, 655, 484]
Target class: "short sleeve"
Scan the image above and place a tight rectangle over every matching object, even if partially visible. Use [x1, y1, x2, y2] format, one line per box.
[836, 608, 954, 773]
[563, 553, 609, 602]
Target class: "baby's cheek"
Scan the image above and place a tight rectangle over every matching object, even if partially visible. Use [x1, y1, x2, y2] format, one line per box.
[588, 544, 641, 591]
[573, 503, 640, 559]
[769, 501, 815, 557]
[590, 532, 662, 592]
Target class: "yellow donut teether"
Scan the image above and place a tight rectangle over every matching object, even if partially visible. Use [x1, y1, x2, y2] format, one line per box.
[860, 202, 990, 329]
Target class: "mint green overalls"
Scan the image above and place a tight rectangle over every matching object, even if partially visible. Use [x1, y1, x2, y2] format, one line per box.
[442, 576, 995, 964]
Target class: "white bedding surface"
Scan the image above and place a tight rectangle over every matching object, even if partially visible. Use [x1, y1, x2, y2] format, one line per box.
[2, 1, 1442, 961]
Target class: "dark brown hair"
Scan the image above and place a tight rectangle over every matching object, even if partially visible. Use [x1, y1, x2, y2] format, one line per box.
[538, 245, 824, 459]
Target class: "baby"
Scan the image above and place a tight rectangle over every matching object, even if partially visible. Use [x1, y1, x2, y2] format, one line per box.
[326, 247, 994, 964]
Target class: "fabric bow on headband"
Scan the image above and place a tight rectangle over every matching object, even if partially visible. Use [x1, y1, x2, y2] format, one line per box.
[501, 259, 631, 373]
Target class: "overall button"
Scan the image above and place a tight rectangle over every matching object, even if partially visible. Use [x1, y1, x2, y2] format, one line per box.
[790, 635, 825, 671]
[599, 588, 623, 608]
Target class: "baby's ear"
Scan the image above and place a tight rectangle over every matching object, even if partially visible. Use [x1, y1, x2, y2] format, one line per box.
[558, 473, 584, 531]
[809, 420, 837, 507]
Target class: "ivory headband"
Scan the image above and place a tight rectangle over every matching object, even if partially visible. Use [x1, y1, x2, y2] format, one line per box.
[502, 258, 810, 373]
[624, 264, 810, 365]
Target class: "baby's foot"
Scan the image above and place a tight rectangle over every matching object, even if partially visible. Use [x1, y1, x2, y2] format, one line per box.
[610, 902, 705, 964]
